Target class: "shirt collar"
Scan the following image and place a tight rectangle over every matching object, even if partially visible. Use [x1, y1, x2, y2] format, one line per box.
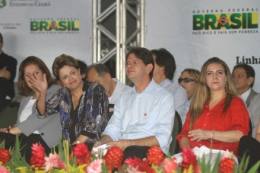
[133, 79, 157, 94]
[159, 79, 172, 87]
[240, 88, 251, 103]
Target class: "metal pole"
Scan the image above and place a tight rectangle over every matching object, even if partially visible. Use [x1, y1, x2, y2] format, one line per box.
[92, 0, 97, 63]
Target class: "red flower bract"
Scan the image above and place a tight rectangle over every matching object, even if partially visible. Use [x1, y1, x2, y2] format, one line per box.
[182, 148, 197, 169]
[125, 158, 155, 173]
[161, 158, 177, 173]
[219, 157, 235, 173]
[72, 143, 91, 165]
[0, 149, 11, 165]
[147, 146, 165, 165]
[0, 166, 10, 173]
[30, 143, 45, 168]
[104, 146, 124, 170]
[125, 157, 143, 168]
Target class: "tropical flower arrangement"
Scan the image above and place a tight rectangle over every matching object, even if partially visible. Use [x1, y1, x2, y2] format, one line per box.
[0, 140, 259, 173]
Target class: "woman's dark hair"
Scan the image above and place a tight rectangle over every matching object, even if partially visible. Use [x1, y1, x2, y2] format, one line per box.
[52, 54, 80, 80]
[78, 59, 88, 77]
[18, 56, 53, 96]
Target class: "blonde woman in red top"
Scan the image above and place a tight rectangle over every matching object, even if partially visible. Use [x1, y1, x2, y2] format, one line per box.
[177, 57, 249, 154]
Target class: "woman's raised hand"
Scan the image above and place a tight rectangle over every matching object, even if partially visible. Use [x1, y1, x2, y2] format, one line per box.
[26, 73, 48, 98]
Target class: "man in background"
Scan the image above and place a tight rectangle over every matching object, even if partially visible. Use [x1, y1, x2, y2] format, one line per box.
[87, 63, 130, 105]
[87, 64, 131, 118]
[0, 32, 17, 111]
[151, 48, 188, 123]
[232, 64, 260, 138]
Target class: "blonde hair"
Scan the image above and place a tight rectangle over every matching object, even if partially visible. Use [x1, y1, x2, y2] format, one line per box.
[189, 57, 237, 126]
[181, 68, 200, 82]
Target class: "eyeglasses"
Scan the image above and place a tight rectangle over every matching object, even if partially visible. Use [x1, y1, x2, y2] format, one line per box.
[178, 77, 195, 84]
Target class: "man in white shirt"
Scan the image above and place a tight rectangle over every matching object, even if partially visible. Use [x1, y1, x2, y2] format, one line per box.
[232, 64, 260, 138]
[87, 64, 131, 119]
[87, 64, 130, 105]
[151, 48, 188, 123]
[95, 47, 175, 158]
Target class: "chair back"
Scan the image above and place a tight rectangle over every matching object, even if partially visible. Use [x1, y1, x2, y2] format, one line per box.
[169, 111, 182, 155]
[0, 101, 19, 128]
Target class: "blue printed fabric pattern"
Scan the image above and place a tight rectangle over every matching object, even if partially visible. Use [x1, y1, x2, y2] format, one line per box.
[45, 82, 109, 144]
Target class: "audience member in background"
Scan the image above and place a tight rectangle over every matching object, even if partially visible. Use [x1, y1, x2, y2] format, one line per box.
[151, 48, 188, 122]
[0, 32, 17, 111]
[178, 68, 200, 119]
[87, 64, 131, 118]
[0, 56, 61, 162]
[179, 68, 200, 100]
[32, 54, 109, 149]
[239, 121, 260, 171]
[95, 47, 175, 158]
[87, 64, 131, 104]
[177, 57, 249, 155]
[77, 59, 88, 80]
[232, 64, 260, 138]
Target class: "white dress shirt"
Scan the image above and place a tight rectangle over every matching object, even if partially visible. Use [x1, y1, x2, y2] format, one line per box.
[19, 97, 36, 123]
[159, 79, 188, 123]
[103, 80, 175, 153]
[240, 88, 251, 103]
[109, 79, 131, 104]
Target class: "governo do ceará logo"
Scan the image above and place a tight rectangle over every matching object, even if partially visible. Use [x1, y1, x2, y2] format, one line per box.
[0, 0, 6, 8]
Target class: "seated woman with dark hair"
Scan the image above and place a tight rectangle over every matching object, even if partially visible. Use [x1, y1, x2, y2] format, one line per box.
[177, 57, 249, 155]
[29, 54, 109, 149]
[0, 56, 62, 162]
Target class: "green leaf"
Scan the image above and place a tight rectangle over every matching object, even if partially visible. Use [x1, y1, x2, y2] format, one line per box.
[0, 139, 5, 148]
[151, 164, 164, 173]
[101, 163, 109, 173]
[197, 153, 221, 173]
[236, 154, 250, 173]
[6, 136, 29, 172]
[247, 161, 260, 173]
[211, 153, 221, 173]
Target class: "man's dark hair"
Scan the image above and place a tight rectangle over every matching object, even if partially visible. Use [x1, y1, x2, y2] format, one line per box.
[233, 63, 255, 87]
[151, 48, 176, 80]
[88, 63, 111, 76]
[126, 47, 154, 78]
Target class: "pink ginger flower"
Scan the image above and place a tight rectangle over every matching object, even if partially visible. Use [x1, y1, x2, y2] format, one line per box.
[86, 159, 103, 173]
[127, 166, 146, 173]
[45, 153, 65, 171]
[30, 143, 45, 168]
[0, 166, 10, 173]
[161, 158, 178, 173]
